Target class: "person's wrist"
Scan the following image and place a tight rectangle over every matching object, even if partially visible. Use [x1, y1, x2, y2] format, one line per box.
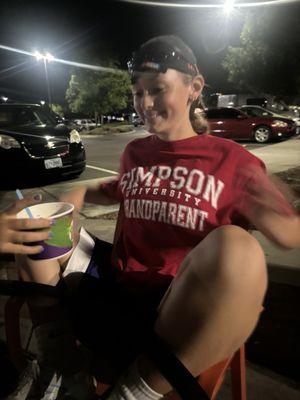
[82, 186, 90, 202]
[80, 186, 88, 201]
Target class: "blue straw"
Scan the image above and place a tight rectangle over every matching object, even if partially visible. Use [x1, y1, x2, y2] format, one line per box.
[16, 189, 34, 219]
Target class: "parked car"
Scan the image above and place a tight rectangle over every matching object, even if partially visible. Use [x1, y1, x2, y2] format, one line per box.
[133, 116, 144, 127]
[0, 103, 86, 186]
[204, 107, 296, 143]
[239, 105, 300, 135]
[73, 118, 97, 131]
[102, 114, 125, 123]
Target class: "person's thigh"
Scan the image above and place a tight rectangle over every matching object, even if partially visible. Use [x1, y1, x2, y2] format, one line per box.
[63, 238, 169, 370]
[66, 275, 168, 370]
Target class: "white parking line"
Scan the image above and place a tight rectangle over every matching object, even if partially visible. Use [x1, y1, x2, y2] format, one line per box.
[86, 164, 118, 175]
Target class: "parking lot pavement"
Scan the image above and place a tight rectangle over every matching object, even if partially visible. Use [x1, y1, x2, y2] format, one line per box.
[249, 135, 300, 173]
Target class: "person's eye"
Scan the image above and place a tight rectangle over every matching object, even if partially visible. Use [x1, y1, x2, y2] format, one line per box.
[133, 90, 143, 98]
[150, 87, 165, 95]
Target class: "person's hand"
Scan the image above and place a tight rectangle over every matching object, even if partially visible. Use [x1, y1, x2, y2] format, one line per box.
[59, 186, 87, 213]
[0, 195, 52, 255]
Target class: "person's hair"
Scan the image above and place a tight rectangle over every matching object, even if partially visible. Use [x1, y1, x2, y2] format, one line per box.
[190, 98, 209, 135]
[182, 74, 209, 135]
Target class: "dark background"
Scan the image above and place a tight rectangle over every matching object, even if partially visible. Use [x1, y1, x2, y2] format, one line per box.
[0, 0, 299, 103]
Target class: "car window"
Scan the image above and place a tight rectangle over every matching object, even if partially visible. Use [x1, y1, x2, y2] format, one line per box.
[0, 110, 13, 125]
[220, 109, 241, 119]
[262, 110, 273, 116]
[0, 107, 57, 127]
[0, 109, 38, 126]
[205, 109, 222, 119]
[243, 107, 273, 117]
[33, 109, 57, 125]
[242, 108, 258, 117]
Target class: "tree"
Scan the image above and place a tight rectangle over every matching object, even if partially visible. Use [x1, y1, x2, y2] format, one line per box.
[222, 8, 300, 100]
[50, 103, 64, 117]
[65, 63, 132, 122]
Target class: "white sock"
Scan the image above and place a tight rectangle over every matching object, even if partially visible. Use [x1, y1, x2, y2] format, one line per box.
[106, 360, 164, 400]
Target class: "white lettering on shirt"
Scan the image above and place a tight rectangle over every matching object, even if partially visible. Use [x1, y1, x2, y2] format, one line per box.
[120, 165, 224, 232]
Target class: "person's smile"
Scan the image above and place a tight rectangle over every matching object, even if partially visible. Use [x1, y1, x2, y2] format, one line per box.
[144, 110, 164, 125]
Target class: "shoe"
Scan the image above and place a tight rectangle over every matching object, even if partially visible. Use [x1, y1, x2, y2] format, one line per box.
[6, 358, 40, 399]
[36, 319, 96, 398]
[7, 357, 96, 400]
[8, 318, 96, 400]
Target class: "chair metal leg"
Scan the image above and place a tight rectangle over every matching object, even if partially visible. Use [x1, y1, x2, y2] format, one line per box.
[4, 296, 27, 371]
[230, 345, 247, 400]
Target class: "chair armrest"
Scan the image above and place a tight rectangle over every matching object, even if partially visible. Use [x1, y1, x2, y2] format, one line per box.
[0, 280, 62, 298]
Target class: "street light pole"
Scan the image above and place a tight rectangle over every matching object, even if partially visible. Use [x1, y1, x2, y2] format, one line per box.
[34, 51, 54, 108]
[43, 58, 52, 107]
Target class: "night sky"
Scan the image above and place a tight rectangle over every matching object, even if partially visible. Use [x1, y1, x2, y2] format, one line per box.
[0, 0, 299, 104]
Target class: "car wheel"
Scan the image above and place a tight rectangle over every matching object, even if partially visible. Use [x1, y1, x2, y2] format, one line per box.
[253, 126, 271, 143]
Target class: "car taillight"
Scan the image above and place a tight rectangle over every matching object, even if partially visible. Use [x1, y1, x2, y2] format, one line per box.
[0, 134, 21, 149]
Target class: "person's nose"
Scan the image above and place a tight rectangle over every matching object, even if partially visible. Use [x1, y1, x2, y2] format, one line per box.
[141, 93, 154, 110]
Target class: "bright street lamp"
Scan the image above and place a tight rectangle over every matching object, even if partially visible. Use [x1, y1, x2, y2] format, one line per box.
[223, 0, 235, 16]
[34, 51, 54, 106]
[45, 52, 54, 62]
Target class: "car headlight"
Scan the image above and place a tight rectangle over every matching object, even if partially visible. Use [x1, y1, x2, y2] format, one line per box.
[271, 120, 288, 128]
[69, 129, 81, 143]
[0, 134, 21, 149]
[292, 118, 300, 126]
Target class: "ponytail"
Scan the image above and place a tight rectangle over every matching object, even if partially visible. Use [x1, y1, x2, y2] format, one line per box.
[182, 73, 209, 134]
[189, 96, 209, 134]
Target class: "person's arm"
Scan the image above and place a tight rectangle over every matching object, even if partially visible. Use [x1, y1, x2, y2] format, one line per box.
[85, 185, 119, 205]
[238, 165, 300, 249]
[60, 178, 120, 212]
[248, 205, 300, 249]
[62, 144, 127, 211]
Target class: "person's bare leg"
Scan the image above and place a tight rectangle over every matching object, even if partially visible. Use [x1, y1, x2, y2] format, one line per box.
[12, 231, 95, 400]
[15, 229, 79, 308]
[138, 225, 267, 395]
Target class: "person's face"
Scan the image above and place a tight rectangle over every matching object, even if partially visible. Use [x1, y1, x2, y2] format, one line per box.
[132, 69, 200, 140]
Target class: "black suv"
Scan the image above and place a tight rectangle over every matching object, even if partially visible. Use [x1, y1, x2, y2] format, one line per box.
[0, 103, 86, 186]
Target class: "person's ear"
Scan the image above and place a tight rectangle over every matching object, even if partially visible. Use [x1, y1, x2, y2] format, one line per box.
[189, 75, 204, 101]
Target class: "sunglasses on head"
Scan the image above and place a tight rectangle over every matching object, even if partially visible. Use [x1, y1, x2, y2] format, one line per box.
[127, 48, 199, 76]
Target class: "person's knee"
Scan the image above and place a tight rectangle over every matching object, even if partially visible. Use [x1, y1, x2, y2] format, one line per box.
[183, 225, 267, 295]
[15, 254, 62, 285]
[212, 225, 266, 283]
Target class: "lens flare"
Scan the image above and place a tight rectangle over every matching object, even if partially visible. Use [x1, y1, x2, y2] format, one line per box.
[0, 44, 122, 74]
[119, 0, 300, 9]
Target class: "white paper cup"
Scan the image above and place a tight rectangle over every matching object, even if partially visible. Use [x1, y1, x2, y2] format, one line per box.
[17, 202, 74, 260]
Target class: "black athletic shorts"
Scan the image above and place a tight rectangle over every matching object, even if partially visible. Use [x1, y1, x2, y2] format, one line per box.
[63, 235, 169, 375]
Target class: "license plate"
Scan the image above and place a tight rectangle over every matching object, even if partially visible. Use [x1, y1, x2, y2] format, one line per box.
[44, 157, 63, 169]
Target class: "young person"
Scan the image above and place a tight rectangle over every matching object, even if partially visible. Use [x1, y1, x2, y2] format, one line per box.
[1, 35, 299, 400]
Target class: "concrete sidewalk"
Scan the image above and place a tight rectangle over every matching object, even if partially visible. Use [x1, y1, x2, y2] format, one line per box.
[250, 135, 300, 174]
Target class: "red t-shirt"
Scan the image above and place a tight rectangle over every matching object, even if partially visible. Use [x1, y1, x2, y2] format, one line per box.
[99, 133, 296, 285]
